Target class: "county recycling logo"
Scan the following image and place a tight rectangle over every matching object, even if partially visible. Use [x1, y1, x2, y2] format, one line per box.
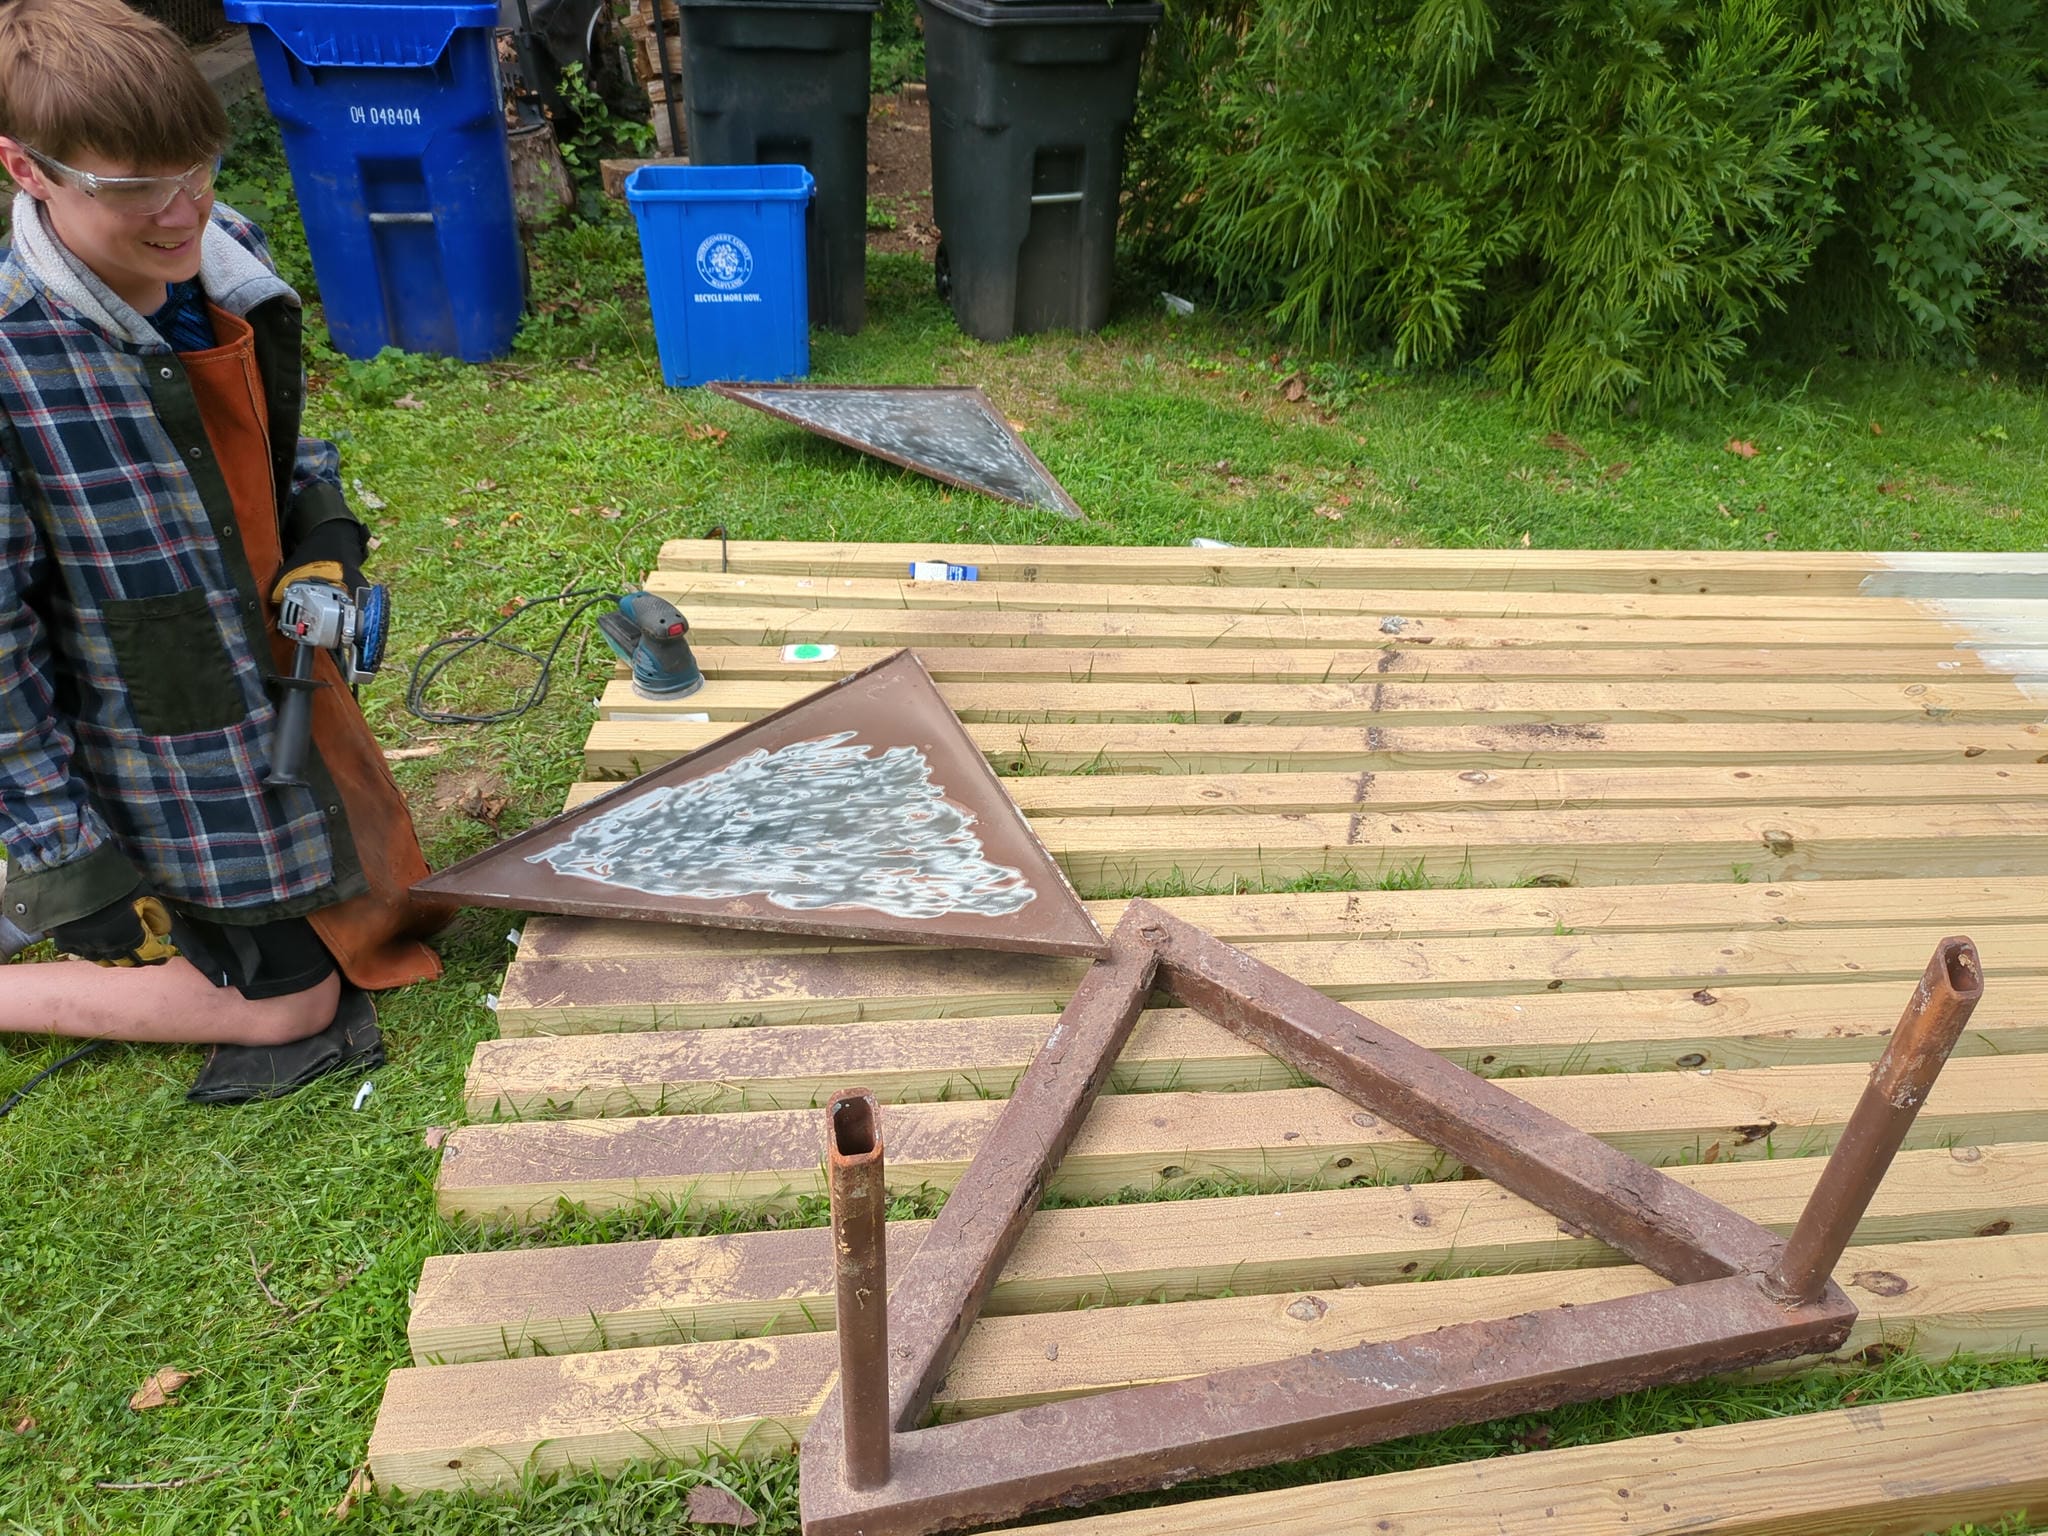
[696, 233, 754, 291]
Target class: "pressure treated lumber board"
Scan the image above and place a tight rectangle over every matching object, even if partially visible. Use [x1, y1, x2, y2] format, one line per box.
[492, 922, 2048, 1033]
[548, 788, 2048, 891]
[671, 603, 2048, 653]
[598, 676, 2046, 726]
[565, 764, 2048, 817]
[368, 1231, 2048, 1490]
[410, 1141, 2045, 1360]
[657, 537, 2048, 597]
[685, 642, 2043, 684]
[644, 568, 2048, 625]
[433, 1054, 2048, 1221]
[513, 877, 2048, 960]
[466, 979, 2048, 1116]
[984, 1381, 2048, 1536]
[584, 720, 2048, 776]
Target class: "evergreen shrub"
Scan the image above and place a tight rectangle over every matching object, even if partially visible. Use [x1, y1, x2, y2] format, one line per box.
[1129, 0, 2048, 410]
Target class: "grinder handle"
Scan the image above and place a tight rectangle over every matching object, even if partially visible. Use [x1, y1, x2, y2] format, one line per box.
[266, 642, 324, 788]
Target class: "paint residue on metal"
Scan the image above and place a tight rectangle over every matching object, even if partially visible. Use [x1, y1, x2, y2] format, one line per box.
[525, 732, 1037, 921]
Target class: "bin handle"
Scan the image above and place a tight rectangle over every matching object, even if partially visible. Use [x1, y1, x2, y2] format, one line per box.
[368, 212, 438, 225]
[1029, 192, 1085, 206]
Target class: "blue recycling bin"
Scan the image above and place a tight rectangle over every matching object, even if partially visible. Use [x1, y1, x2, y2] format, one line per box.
[625, 164, 815, 388]
[224, 0, 524, 362]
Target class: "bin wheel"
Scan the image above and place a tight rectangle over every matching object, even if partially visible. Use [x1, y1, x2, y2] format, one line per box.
[934, 242, 952, 302]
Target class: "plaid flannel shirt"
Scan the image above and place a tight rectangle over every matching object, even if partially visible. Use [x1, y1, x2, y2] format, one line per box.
[0, 196, 366, 931]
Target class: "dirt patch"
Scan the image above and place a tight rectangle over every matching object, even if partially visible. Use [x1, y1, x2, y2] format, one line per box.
[1498, 722, 1609, 743]
[867, 87, 937, 260]
[432, 767, 515, 829]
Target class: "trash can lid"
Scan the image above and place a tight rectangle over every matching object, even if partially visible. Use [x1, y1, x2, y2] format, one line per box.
[918, 0, 1162, 22]
[223, 1, 498, 68]
[625, 163, 820, 202]
[675, 0, 882, 10]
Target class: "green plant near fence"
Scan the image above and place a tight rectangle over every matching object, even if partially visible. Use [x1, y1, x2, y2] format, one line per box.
[1130, 0, 2048, 413]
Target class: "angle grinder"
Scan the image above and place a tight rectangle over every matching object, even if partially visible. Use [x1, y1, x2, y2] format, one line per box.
[598, 590, 704, 700]
[266, 579, 390, 787]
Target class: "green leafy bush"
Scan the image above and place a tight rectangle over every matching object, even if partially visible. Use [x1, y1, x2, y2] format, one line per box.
[1131, 0, 2048, 411]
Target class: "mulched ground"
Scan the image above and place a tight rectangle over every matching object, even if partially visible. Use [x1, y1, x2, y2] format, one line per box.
[866, 85, 938, 261]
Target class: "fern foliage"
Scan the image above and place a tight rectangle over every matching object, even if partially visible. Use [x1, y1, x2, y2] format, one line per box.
[1129, 0, 2048, 411]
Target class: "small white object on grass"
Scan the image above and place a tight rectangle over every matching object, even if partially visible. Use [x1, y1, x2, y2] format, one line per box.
[352, 1080, 374, 1111]
[1161, 292, 1196, 317]
[507, 929, 522, 949]
[1189, 537, 1235, 549]
[483, 993, 500, 1013]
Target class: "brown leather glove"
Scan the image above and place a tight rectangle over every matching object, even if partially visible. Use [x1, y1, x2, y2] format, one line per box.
[50, 883, 180, 966]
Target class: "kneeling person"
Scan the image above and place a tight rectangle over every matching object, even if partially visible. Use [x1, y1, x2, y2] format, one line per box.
[0, 0, 449, 1101]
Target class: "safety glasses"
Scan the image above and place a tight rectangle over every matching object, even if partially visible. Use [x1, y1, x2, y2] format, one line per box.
[20, 145, 220, 217]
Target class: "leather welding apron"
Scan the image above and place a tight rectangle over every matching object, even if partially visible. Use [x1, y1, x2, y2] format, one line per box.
[181, 308, 453, 989]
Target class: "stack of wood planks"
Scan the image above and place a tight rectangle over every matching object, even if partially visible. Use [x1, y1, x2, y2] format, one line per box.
[370, 541, 2048, 1533]
[615, 0, 684, 153]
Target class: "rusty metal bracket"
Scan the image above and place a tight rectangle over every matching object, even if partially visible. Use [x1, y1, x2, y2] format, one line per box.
[799, 903, 1984, 1536]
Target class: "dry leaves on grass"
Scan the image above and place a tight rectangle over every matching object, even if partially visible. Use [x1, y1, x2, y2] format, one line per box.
[11, 1416, 34, 1434]
[1540, 431, 1590, 461]
[422, 1126, 449, 1151]
[686, 1483, 760, 1527]
[129, 1368, 192, 1412]
[1599, 461, 1631, 482]
[1724, 438, 1759, 459]
[683, 423, 730, 444]
[331, 1465, 374, 1521]
[1280, 372, 1308, 403]
[1313, 505, 1345, 521]
[392, 394, 426, 411]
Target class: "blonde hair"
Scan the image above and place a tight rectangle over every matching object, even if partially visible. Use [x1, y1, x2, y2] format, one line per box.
[0, 0, 230, 167]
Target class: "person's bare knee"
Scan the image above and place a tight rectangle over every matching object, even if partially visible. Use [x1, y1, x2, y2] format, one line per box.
[232, 973, 341, 1047]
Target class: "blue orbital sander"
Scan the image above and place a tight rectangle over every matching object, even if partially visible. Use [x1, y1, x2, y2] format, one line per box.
[598, 590, 704, 699]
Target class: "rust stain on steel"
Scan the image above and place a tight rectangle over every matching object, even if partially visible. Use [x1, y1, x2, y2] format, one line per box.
[827, 1090, 891, 1489]
[796, 918, 1979, 1536]
[1763, 937, 1982, 1305]
[416, 651, 1108, 960]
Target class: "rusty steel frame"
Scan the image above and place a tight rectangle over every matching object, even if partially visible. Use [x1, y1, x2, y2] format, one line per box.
[414, 650, 1108, 959]
[798, 902, 1984, 1536]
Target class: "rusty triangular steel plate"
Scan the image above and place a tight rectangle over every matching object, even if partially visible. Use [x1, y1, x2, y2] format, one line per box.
[414, 650, 1108, 959]
[797, 906, 1984, 1535]
[709, 383, 1083, 518]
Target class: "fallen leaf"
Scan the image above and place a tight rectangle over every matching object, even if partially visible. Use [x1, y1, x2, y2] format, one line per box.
[1599, 461, 1631, 482]
[441, 516, 461, 528]
[1908, 529, 1923, 542]
[392, 394, 426, 410]
[1519, 531, 1532, 548]
[498, 598, 526, 618]
[1763, 529, 1779, 544]
[1512, 1423, 1554, 1452]
[1313, 506, 1345, 521]
[381, 746, 441, 763]
[1870, 421, 1883, 436]
[330, 1464, 372, 1521]
[1281, 373, 1307, 403]
[422, 1126, 448, 1151]
[686, 1484, 759, 1528]
[1006, 419, 1028, 432]
[1724, 438, 1759, 459]
[129, 1368, 192, 1412]
[1330, 493, 1353, 507]
[472, 478, 500, 493]
[1700, 1142, 1722, 1165]
[365, 536, 383, 552]
[11, 1416, 33, 1434]
[1540, 431, 1590, 461]
[597, 505, 622, 520]
[684, 423, 729, 444]
[1716, 502, 1733, 517]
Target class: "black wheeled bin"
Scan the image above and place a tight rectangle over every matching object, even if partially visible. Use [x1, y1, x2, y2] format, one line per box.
[677, 0, 880, 335]
[919, 0, 1161, 342]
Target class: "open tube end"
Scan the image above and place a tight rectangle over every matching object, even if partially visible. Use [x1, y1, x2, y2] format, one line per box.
[828, 1088, 883, 1165]
[1935, 937, 1984, 1005]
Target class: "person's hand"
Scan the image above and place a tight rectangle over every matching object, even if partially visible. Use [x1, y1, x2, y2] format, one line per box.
[50, 883, 179, 966]
[270, 520, 366, 604]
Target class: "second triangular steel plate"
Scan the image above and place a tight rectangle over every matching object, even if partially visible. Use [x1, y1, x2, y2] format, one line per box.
[414, 651, 1108, 958]
[710, 383, 1084, 518]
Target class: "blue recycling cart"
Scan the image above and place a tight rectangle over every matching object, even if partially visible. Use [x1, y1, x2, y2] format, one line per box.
[224, 0, 525, 362]
[626, 164, 816, 388]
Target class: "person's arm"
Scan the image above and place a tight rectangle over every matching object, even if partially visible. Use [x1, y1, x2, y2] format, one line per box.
[0, 444, 144, 932]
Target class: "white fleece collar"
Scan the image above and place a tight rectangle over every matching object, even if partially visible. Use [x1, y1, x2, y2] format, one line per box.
[9, 189, 296, 347]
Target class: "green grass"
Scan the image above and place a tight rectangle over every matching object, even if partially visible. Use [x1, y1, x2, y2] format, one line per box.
[4, 134, 2046, 1534]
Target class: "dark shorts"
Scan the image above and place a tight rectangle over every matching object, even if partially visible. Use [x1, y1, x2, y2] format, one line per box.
[174, 914, 338, 1001]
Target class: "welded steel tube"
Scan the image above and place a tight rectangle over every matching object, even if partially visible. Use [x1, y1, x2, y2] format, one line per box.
[827, 1089, 890, 1488]
[1764, 936, 1983, 1305]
